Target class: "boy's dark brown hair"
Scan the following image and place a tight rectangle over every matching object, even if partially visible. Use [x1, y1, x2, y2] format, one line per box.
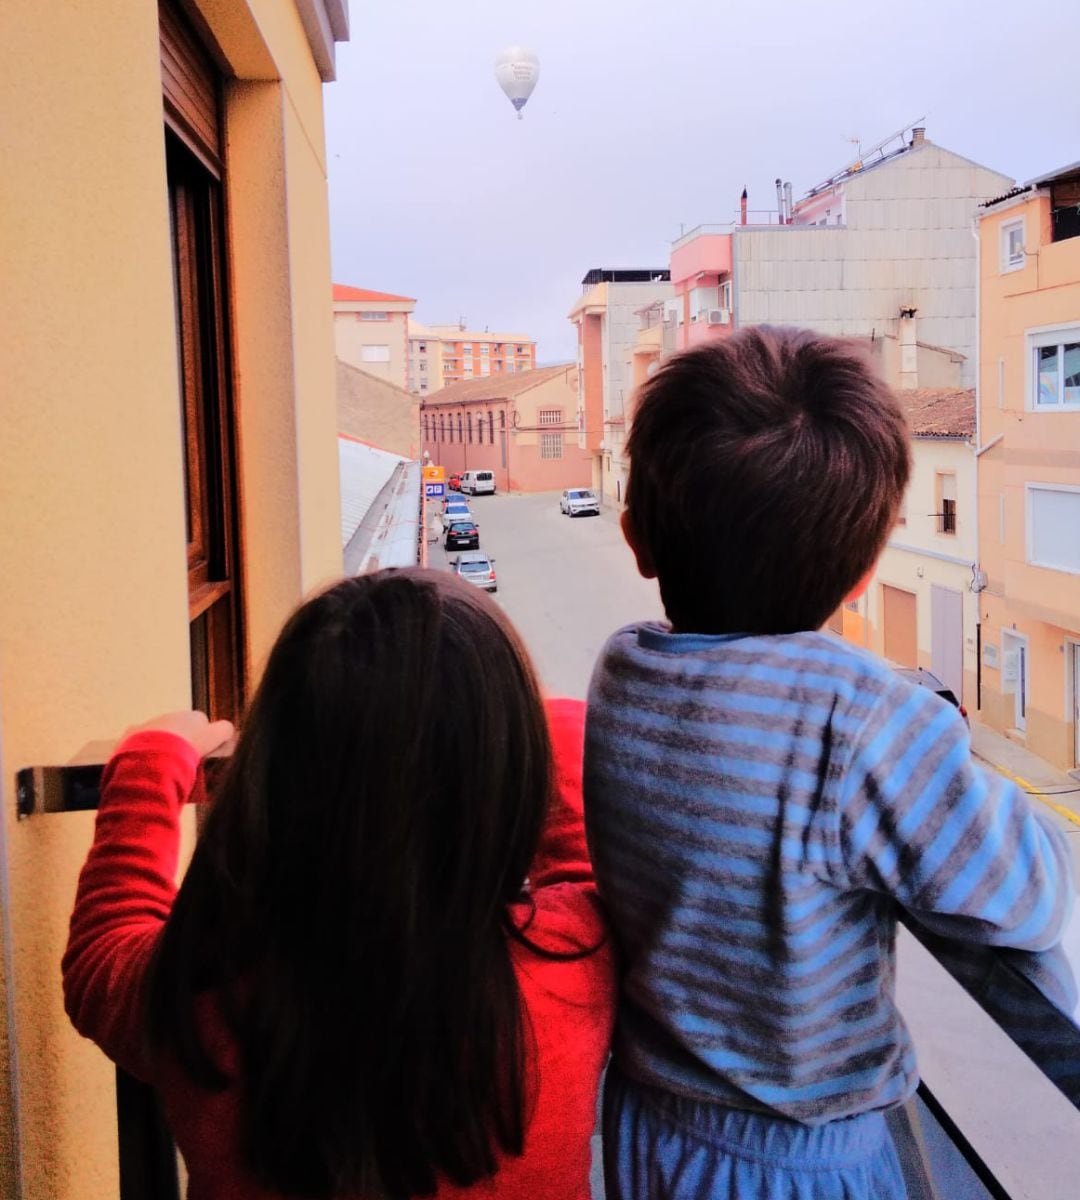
[624, 326, 911, 635]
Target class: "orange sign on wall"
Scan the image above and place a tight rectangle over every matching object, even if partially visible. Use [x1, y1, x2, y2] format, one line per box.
[422, 465, 445, 483]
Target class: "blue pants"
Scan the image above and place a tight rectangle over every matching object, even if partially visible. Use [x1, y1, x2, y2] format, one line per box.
[603, 1061, 907, 1200]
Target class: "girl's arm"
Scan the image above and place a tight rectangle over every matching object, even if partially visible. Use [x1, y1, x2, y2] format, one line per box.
[62, 729, 206, 1079]
[529, 698, 595, 889]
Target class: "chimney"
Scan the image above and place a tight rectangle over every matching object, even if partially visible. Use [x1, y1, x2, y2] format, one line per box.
[784, 182, 793, 224]
[898, 307, 918, 390]
[911, 126, 926, 147]
[740, 187, 748, 225]
[775, 178, 784, 223]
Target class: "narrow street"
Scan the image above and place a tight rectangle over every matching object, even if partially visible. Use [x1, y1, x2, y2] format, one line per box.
[427, 489, 663, 698]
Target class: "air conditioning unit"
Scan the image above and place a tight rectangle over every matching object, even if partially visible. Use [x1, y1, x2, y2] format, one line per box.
[706, 308, 731, 326]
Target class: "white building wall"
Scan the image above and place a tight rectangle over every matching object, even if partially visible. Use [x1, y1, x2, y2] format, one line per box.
[735, 145, 1012, 385]
[866, 436, 979, 702]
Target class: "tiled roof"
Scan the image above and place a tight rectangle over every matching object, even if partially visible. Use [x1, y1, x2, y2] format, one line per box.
[332, 283, 416, 304]
[420, 364, 573, 407]
[897, 388, 975, 438]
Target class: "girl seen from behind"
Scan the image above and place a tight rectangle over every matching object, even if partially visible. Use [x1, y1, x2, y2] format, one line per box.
[64, 568, 614, 1199]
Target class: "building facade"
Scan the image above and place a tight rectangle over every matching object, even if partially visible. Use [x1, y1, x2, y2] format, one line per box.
[405, 321, 447, 396]
[567, 269, 673, 505]
[410, 323, 537, 391]
[3, 2, 349, 1196]
[333, 284, 416, 389]
[834, 390, 979, 709]
[669, 127, 1013, 387]
[976, 163, 1080, 771]
[420, 366, 591, 493]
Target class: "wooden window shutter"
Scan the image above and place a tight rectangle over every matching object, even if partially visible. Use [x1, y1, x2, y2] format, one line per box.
[159, 0, 221, 174]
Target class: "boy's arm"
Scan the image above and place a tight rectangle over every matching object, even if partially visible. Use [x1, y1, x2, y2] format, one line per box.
[838, 685, 1074, 952]
[529, 697, 594, 889]
[62, 731, 200, 1079]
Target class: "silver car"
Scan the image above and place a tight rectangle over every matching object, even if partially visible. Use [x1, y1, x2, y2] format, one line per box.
[450, 552, 497, 592]
[560, 488, 600, 517]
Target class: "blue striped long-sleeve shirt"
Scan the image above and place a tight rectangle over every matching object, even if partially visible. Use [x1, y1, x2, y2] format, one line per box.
[584, 624, 1074, 1124]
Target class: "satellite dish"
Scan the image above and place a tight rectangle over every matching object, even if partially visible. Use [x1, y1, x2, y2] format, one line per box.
[494, 46, 539, 120]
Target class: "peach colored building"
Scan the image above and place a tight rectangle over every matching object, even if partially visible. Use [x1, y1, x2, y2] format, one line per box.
[568, 268, 673, 505]
[420, 366, 591, 493]
[423, 324, 537, 388]
[976, 162, 1080, 771]
[333, 284, 416, 389]
[3, 1, 349, 1196]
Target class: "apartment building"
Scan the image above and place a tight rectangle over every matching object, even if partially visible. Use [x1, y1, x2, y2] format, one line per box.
[420, 366, 590, 493]
[976, 162, 1080, 771]
[567, 268, 673, 504]
[668, 125, 1012, 386]
[3, 2, 349, 1196]
[415, 323, 537, 390]
[406, 321, 447, 395]
[333, 284, 416, 389]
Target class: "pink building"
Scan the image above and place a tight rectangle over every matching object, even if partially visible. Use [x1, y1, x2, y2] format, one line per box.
[420, 366, 591, 493]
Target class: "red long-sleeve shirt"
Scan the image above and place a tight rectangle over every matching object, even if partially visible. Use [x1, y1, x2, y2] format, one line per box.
[63, 698, 615, 1199]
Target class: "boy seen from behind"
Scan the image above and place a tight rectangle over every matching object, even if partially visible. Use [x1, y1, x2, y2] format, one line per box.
[584, 327, 1073, 1200]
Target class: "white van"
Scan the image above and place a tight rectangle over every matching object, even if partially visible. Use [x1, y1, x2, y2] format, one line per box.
[460, 470, 496, 496]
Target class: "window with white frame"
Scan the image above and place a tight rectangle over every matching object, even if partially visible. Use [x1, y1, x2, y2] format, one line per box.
[480, 361, 490, 376]
[1028, 326, 1080, 409]
[360, 311, 390, 321]
[719, 279, 733, 311]
[538, 408, 562, 426]
[361, 345, 391, 362]
[1027, 486, 1080, 573]
[480, 343, 490, 355]
[540, 431, 563, 459]
[462, 343, 473, 354]
[1000, 219, 1025, 273]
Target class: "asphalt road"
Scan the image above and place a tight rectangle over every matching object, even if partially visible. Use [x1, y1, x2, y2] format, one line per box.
[426, 489, 663, 699]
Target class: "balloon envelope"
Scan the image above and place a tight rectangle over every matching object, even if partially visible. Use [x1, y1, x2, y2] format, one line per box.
[494, 46, 539, 118]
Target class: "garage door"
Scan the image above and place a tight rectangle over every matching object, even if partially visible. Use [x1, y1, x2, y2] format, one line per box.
[882, 585, 917, 667]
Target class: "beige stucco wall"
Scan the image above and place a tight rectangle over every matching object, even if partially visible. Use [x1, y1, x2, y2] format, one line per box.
[846, 437, 979, 704]
[337, 360, 421, 460]
[1, 2, 344, 1196]
[977, 191, 1080, 768]
[333, 310, 411, 389]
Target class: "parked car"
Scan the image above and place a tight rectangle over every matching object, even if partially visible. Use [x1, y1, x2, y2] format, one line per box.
[442, 498, 473, 522]
[448, 472, 462, 491]
[444, 519, 479, 551]
[560, 488, 600, 517]
[450, 551, 497, 593]
[893, 667, 969, 725]
[460, 469, 496, 496]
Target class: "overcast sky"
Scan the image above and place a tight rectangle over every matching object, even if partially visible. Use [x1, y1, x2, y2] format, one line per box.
[325, 0, 1079, 363]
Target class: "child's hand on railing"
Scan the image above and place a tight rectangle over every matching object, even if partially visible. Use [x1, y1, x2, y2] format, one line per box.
[121, 711, 235, 759]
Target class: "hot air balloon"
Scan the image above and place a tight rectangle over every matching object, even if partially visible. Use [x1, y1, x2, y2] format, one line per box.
[494, 46, 539, 120]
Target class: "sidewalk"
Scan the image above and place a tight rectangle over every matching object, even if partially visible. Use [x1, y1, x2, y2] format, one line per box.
[969, 718, 1080, 843]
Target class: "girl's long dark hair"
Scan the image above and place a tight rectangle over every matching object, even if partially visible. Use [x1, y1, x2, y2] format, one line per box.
[148, 568, 559, 1197]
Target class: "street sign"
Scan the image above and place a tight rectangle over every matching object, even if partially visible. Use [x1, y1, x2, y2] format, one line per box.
[422, 465, 446, 483]
[425, 482, 445, 498]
